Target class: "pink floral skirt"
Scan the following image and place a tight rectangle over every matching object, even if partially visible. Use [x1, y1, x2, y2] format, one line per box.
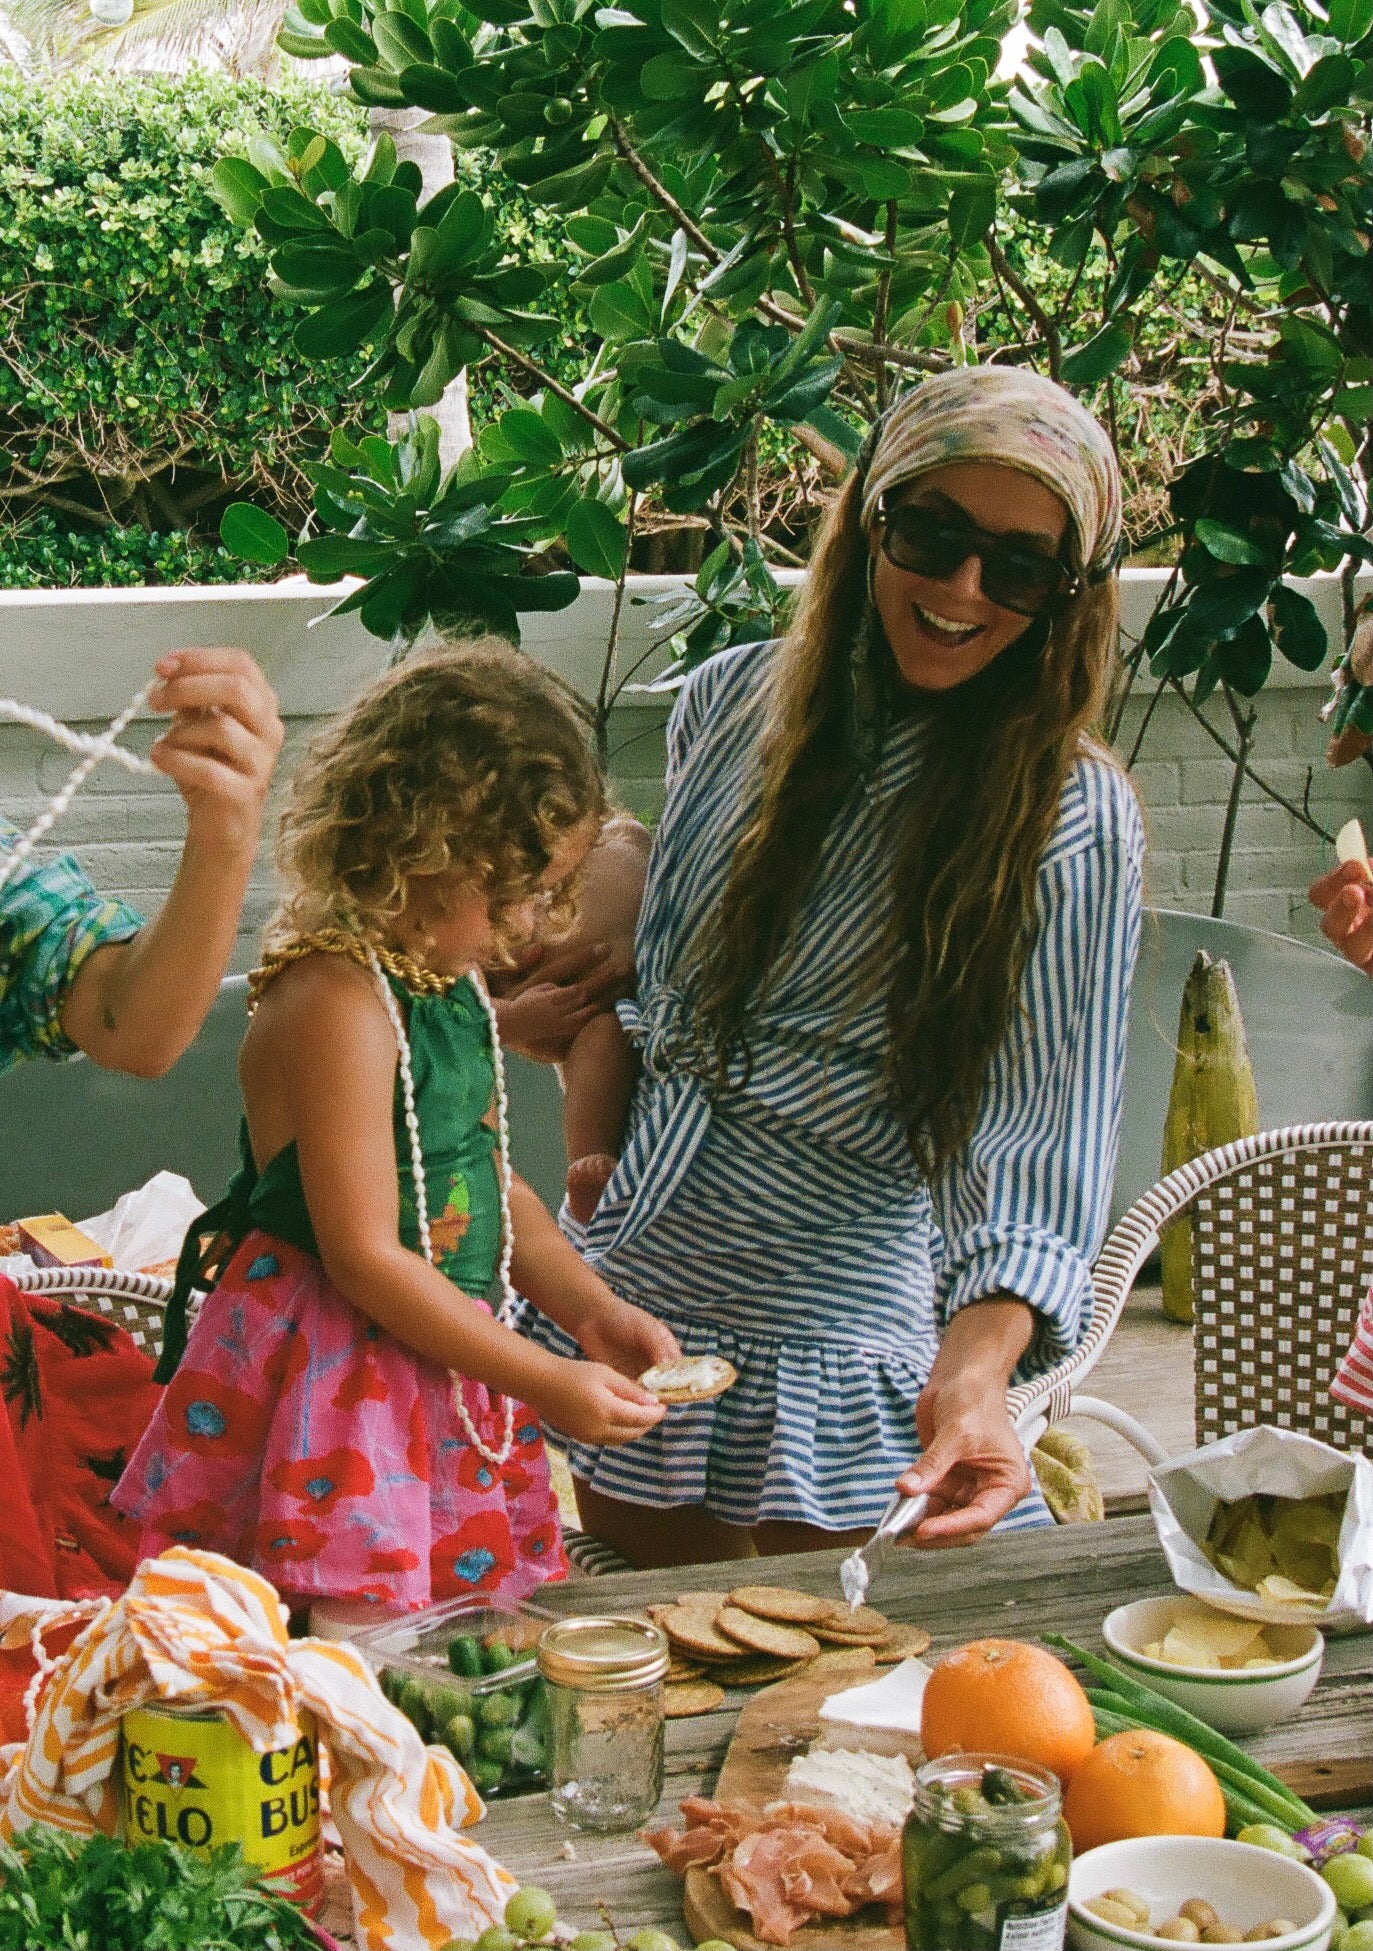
[112, 1231, 568, 1610]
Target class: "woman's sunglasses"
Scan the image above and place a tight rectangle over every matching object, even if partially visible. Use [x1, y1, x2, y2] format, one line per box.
[879, 502, 1077, 618]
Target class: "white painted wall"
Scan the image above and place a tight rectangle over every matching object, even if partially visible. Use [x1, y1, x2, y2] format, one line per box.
[2, 569, 1369, 967]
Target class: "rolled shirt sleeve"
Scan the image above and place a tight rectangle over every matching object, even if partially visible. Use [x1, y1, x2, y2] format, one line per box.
[1, 816, 143, 1073]
[930, 755, 1145, 1378]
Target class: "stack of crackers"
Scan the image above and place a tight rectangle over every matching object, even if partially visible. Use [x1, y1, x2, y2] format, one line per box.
[648, 1585, 932, 1719]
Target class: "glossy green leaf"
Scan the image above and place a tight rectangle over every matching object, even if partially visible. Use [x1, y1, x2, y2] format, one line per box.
[296, 533, 394, 578]
[565, 498, 627, 578]
[499, 407, 565, 466]
[1270, 583, 1329, 671]
[210, 157, 268, 226]
[1194, 518, 1270, 566]
[293, 282, 392, 358]
[220, 502, 290, 565]
[588, 280, 655, 341]
[1059, 321, 1133, 384]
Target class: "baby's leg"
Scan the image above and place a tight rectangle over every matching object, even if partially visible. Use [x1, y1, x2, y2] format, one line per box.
[563, 1008, 641, 1224]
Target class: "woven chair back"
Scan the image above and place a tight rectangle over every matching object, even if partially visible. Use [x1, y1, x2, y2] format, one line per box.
[1188, 1137, 1373, 1458]
[6, 1266, 174, 1361]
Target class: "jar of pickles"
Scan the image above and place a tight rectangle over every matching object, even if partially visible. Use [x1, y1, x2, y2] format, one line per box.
[535, 1616, 668, 1833]
[903, 1754, 1071, 1950]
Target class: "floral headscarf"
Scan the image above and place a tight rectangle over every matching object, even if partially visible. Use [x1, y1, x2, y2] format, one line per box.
[858, 367, 1123, 583]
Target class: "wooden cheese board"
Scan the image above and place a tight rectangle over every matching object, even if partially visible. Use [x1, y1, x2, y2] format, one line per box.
[682, 1652, 908, 1951]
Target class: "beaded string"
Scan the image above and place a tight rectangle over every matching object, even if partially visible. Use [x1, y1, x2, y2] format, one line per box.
[365, 946, 519, 1468]
[0, 686, 155, 900]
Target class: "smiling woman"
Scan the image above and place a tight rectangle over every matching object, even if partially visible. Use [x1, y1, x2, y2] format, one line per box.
[526, 365, 1146, 1571]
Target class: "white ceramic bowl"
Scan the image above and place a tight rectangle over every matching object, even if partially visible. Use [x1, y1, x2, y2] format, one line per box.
[1069, 1836, 1337, 1951]
[1102, 1596, 1324, 1735]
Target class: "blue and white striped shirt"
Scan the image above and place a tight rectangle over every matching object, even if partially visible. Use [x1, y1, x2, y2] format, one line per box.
[528, 638, 1145, 1528]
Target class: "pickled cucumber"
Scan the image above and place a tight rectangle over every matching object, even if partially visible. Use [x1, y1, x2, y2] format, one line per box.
[380, 1646, 550, 1800]
[903, 1762, 1071, 1950]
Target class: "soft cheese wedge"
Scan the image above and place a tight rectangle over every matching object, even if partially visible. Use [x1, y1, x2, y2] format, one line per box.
[815, 1655, 932, 1759]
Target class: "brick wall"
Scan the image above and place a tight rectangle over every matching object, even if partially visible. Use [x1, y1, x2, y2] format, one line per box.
[2, 575, 1369, 968]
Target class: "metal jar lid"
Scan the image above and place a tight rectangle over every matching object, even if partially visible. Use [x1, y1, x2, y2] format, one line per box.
[536, 1615, 669, 1691]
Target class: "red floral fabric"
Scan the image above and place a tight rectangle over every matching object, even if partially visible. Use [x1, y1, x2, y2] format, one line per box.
[111, 1231, 568, 1610]
[0, 1272, 161, 1603]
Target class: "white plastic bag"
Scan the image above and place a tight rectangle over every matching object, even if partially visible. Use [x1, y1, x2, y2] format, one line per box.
[1149, 1424, 1373, 1632]
[78, 1171, 204, 1273]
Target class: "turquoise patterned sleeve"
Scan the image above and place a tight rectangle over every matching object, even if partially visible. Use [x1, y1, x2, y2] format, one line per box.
[0, 816, 144, 1073]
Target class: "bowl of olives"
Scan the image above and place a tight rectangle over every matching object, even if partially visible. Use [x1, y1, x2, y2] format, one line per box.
[1068, 1836, 1337, 1949]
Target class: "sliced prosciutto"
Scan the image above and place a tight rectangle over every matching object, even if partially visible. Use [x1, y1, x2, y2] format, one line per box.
[641, 1796, 902, 1946]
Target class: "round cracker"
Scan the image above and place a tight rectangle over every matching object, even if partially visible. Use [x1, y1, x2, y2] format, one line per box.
[659, 1605, 748, 1660]
[715, 1607, 821, 1661]
[638, 1355, 738, 1404]
[727, 1584, 840, 1627]
[712, 1652, 811, 1686]
[664, 1680, 727, 1718]
[676, 1590, 731, 1611]
[872, 1622, 933, 1664]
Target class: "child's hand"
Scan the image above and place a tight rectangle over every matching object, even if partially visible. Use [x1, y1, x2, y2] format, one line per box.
[576, 1295, 682, 1379]
[148, 648, 284, 855]
[540, 1360, 666, 1446]
[1310, 858, 1373, 971]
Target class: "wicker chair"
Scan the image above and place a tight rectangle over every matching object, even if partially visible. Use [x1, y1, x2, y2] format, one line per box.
[1010, 1120, 1373, 1466]
[8, 1262, 176, 1358]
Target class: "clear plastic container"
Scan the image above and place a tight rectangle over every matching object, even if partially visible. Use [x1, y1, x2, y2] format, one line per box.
[349, 1596, 556, 1799]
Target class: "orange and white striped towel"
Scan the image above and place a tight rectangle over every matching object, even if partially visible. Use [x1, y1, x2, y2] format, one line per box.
[1332, 1282, 1373, 1416]
[0, 1548, 516, 1950]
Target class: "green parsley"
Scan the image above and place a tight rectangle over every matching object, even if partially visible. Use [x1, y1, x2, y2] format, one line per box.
[0, 1826, 322, 1950]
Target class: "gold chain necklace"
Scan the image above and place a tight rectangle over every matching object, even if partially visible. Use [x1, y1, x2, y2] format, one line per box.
[247, 929, 457, 1014]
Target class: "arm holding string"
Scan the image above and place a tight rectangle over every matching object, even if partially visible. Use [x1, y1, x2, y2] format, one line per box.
[2, 648, 284, 1077]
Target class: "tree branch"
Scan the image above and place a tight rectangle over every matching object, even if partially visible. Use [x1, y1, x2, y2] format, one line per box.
[987, 236, 1061, 380]
[478, 330, 630, 452]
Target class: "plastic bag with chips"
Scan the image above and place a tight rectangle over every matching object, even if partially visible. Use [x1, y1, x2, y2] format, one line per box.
[1148, 1425, 1373, 1632]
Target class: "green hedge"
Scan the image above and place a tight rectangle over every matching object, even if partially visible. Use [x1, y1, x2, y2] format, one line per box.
[0, 68, 584, 590]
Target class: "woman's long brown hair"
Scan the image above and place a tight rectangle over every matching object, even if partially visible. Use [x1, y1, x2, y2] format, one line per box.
[683, 470, 1124, 1180]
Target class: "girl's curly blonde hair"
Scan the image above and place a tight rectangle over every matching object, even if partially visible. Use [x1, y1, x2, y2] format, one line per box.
[267, 637, 606, 959]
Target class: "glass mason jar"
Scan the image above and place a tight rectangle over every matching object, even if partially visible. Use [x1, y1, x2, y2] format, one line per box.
[536, 1615, 669, 1833]
[903, 1753, 1072, 1951]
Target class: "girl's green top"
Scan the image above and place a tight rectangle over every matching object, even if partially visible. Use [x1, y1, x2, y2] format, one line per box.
[155, 970, 501, 1381]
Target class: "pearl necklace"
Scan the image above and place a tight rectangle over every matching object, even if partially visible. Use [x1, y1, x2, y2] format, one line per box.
[364, 947, 520, 1469]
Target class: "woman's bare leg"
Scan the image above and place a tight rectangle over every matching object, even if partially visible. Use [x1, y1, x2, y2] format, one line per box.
[574, 1477, 757, 1568]
[752, 1517, 872, 1555]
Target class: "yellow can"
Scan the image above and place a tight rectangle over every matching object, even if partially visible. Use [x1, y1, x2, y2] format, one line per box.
[120, 1702, 322, 1913]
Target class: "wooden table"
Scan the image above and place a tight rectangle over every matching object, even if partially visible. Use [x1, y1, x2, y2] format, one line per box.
[478, 1516, 1373, 1945]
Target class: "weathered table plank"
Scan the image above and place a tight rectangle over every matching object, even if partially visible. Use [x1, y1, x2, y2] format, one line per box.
[477, 1516, 1372, 1945]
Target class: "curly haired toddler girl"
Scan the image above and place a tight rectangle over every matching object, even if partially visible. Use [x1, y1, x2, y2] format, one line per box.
[114, 641, 679, 1612]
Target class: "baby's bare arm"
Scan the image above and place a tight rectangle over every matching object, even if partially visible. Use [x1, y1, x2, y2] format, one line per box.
[495, 816, 650, 1062]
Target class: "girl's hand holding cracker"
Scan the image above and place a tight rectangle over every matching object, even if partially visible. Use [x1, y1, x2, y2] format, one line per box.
[575, 1292, 682, 1381]
[536, 1358, 666, 1446]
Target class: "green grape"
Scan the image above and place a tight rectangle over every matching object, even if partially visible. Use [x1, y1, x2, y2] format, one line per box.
[438, 1941, 476, 1951]
[1327, 1855, 1373, 1911]
[567, 1934, 617, 1950]
[694, 1941, 738, 1950]
[1360, 1831, 1373, 1862]
[624, 1931, 682, 1951]
[1336, 1924, 1373, 1951]
[474, 1929, 519, 1951]
[1236, 1824, 1311, 1860]
[504, 1886, 559, 1940]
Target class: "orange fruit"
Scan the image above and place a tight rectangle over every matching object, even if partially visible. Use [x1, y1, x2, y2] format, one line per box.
[1062, 1728, 1226, 1854]
[920, 1638, 1096, 1784]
